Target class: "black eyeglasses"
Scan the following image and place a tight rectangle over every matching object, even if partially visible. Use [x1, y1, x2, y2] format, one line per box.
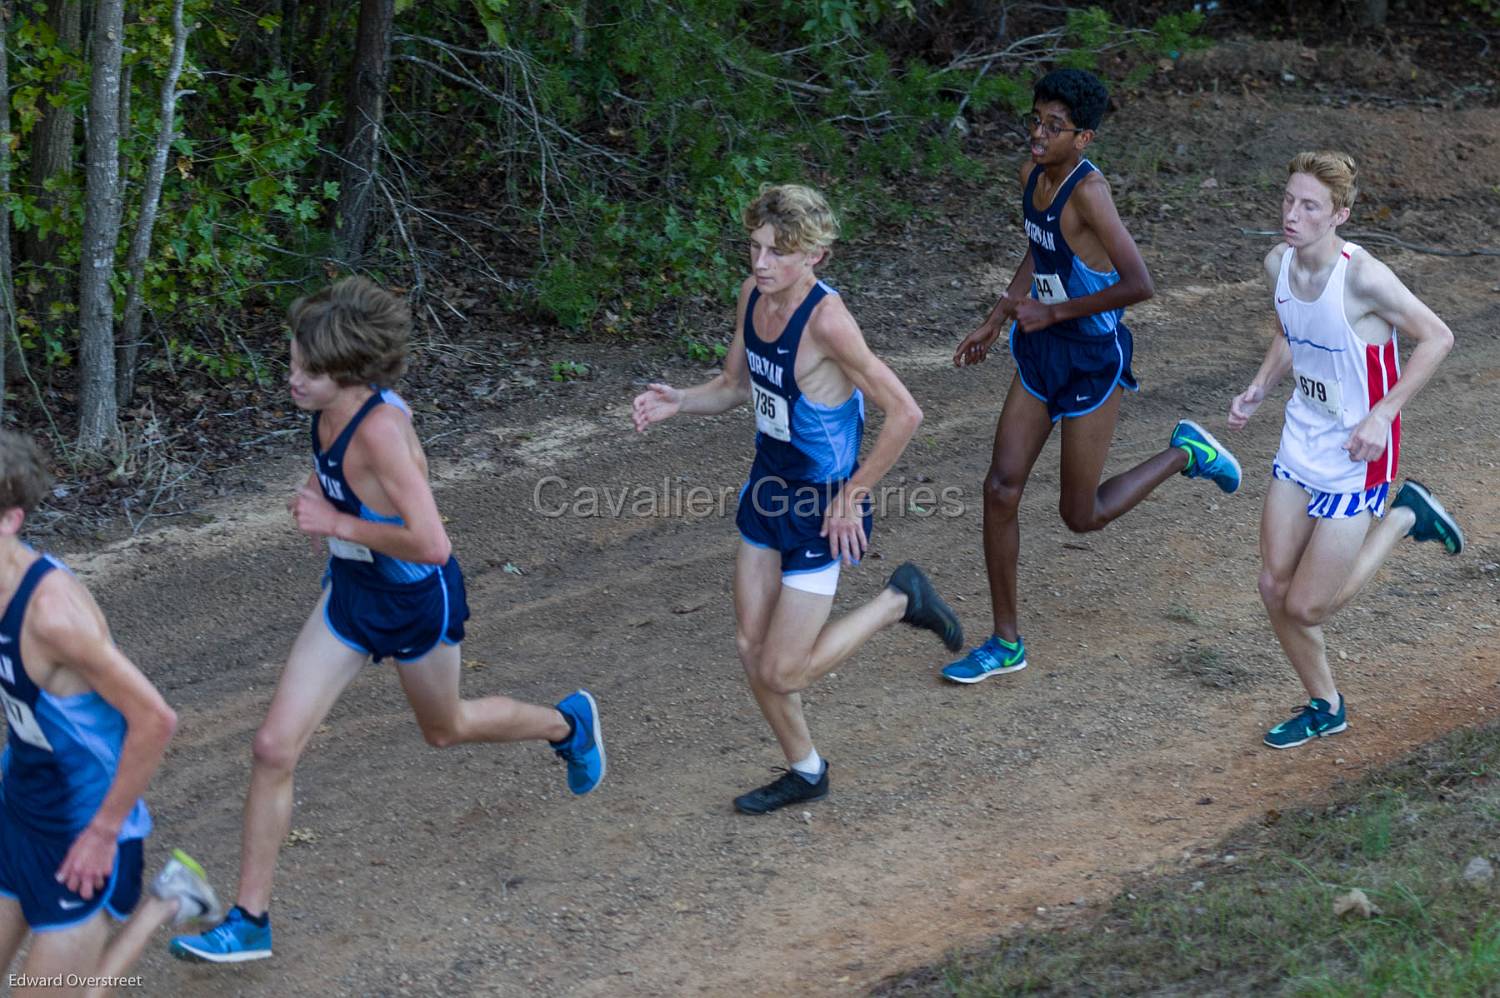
[1023, 113, 1083, 137]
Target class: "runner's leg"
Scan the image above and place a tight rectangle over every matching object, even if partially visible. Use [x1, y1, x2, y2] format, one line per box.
[16, 913, 110, 996]
[735, 542, 823, 764]
[1056, 388, 1190, 532]
[983, 375, 1054, 641]
[0, 897, 27, 969]
[396, 643, 569, 747]
[237, 591, 367, 915]
[89, 895, 179, 989]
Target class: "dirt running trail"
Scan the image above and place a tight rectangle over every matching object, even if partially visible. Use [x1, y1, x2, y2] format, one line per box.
[43, 91, 1500, 995]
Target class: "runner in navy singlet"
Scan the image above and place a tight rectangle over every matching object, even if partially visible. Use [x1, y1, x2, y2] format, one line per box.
[0, 432, 220, 989]
[633, 184, 963, 815]
[171, 278, 605, 963]
[945, 69, 1243, 685]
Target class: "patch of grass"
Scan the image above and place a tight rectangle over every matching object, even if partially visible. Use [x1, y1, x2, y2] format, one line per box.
[1168, 641, 1252, 690]
[1164, 604, 1200, 625]
[877, 723, 1500, 997]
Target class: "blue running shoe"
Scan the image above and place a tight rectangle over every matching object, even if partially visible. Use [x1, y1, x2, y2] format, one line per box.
[553, 689, 606, 795]
[1171, 419, 1241, 494]
[941, 634, 1027, 684]
[1264, 697, 1347, 749]
[1391, 479, 1464, 555]
[170, 905, 272, 963]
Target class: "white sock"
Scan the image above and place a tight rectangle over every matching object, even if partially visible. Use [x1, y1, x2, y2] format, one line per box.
[790, 747, 823, 783]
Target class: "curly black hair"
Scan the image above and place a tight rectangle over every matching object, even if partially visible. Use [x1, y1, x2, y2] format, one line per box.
[1033, 69, 1109, 131]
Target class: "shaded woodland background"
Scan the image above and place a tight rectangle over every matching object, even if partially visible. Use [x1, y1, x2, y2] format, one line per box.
[0, 0, 1494, 467]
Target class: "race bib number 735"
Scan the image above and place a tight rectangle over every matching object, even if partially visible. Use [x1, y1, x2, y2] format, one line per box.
[752, 383, 790, 441]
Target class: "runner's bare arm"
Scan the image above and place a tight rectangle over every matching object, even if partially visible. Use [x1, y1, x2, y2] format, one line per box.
[811, 303, 922, 564]
[1342, 253, 1454, 461]
[1013, 174, 1153, 333]
[1229, 245, 1295, 430]
[632, 278, 754, 429]
[956, 248, 1034, 368]
[33, 578, 176, 899]
[291, 409, 453, 564]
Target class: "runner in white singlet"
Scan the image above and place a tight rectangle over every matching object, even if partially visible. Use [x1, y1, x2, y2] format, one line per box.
[1228, 151, 1464, 750]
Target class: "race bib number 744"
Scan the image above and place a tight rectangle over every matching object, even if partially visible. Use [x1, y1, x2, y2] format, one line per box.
[1032, 273, 1070, 305]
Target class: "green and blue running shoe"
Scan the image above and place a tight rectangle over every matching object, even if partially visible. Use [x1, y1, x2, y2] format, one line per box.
[1171, 419, 1241, 494]
[1264, 697, 1347, 749]
[170, 905, 272, 963]
[1391, 479, 1464, 555]
[152, 849, 221, 927]
[941, 634, 1027, 684]
[553, 689, 606, 795]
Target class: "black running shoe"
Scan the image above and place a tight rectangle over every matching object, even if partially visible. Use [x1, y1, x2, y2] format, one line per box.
[733, 765, 830, 815]
[887, 562, 964, 652]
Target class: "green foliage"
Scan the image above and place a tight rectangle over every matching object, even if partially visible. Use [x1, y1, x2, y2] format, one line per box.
[549, 359, 589, 381]
[681, 337, 728, 363]
[0, 0, 1206, 385]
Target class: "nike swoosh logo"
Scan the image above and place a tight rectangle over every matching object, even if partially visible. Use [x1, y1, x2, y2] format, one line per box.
[775, 348, 790, 355]
[0, 635, 11, 644]
[1181, 439, 1218, 463]
[805, 551, 820, 558]
[59, 898, 86, 910]
[1075, 394, 1089, 402]
[1046, 214, 1057, 222]
[1276, 297, 1290, 303]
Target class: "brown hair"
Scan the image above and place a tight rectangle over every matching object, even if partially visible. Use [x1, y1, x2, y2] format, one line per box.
[0, 431, 54, 515]
[288, 276, 410, 387]
[741, 184, 840, 260]
[1288, 151, 1358, 212]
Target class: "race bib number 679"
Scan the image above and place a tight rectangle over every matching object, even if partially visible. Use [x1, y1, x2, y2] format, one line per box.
[1295, 371, 1343, 418]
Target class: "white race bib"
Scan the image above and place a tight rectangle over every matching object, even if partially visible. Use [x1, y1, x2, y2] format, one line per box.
[1032, 273, 1069, 305]
[328, 537, 374, 562]
[752, 383, 791, 442]
[1295, 371, 1343, 418]
[0, 687, 53, 751]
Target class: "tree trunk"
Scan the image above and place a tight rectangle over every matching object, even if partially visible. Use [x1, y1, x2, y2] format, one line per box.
[76, 0, 127, 451]
[334, 0, 395, 263]
[16, 0, 81, 383]
[117, 0, 191, 408]
[0, 1, 13, 408]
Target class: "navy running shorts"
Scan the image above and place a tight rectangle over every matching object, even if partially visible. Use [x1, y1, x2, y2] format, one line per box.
[323, 556, 469, 663]
[736, 475, 874, 575]
[0, 815, 142, 931]
[1009, 322, 1138, 421]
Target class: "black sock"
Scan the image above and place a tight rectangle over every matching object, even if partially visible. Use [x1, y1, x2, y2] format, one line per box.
[233, 905, 269, 927]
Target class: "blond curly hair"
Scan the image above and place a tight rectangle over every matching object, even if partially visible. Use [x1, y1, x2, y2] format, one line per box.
[741, 184, 840, 260]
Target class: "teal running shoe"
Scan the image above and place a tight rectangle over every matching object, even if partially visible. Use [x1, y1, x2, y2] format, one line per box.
[941, 634, 1027, 684]
[170, 905, 272, 963]
[1391, 479, 1464, 555]
[1171, 419, 1241, 494]
[1264, 697, 1347, 749]
[553, 689, 606, 794]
